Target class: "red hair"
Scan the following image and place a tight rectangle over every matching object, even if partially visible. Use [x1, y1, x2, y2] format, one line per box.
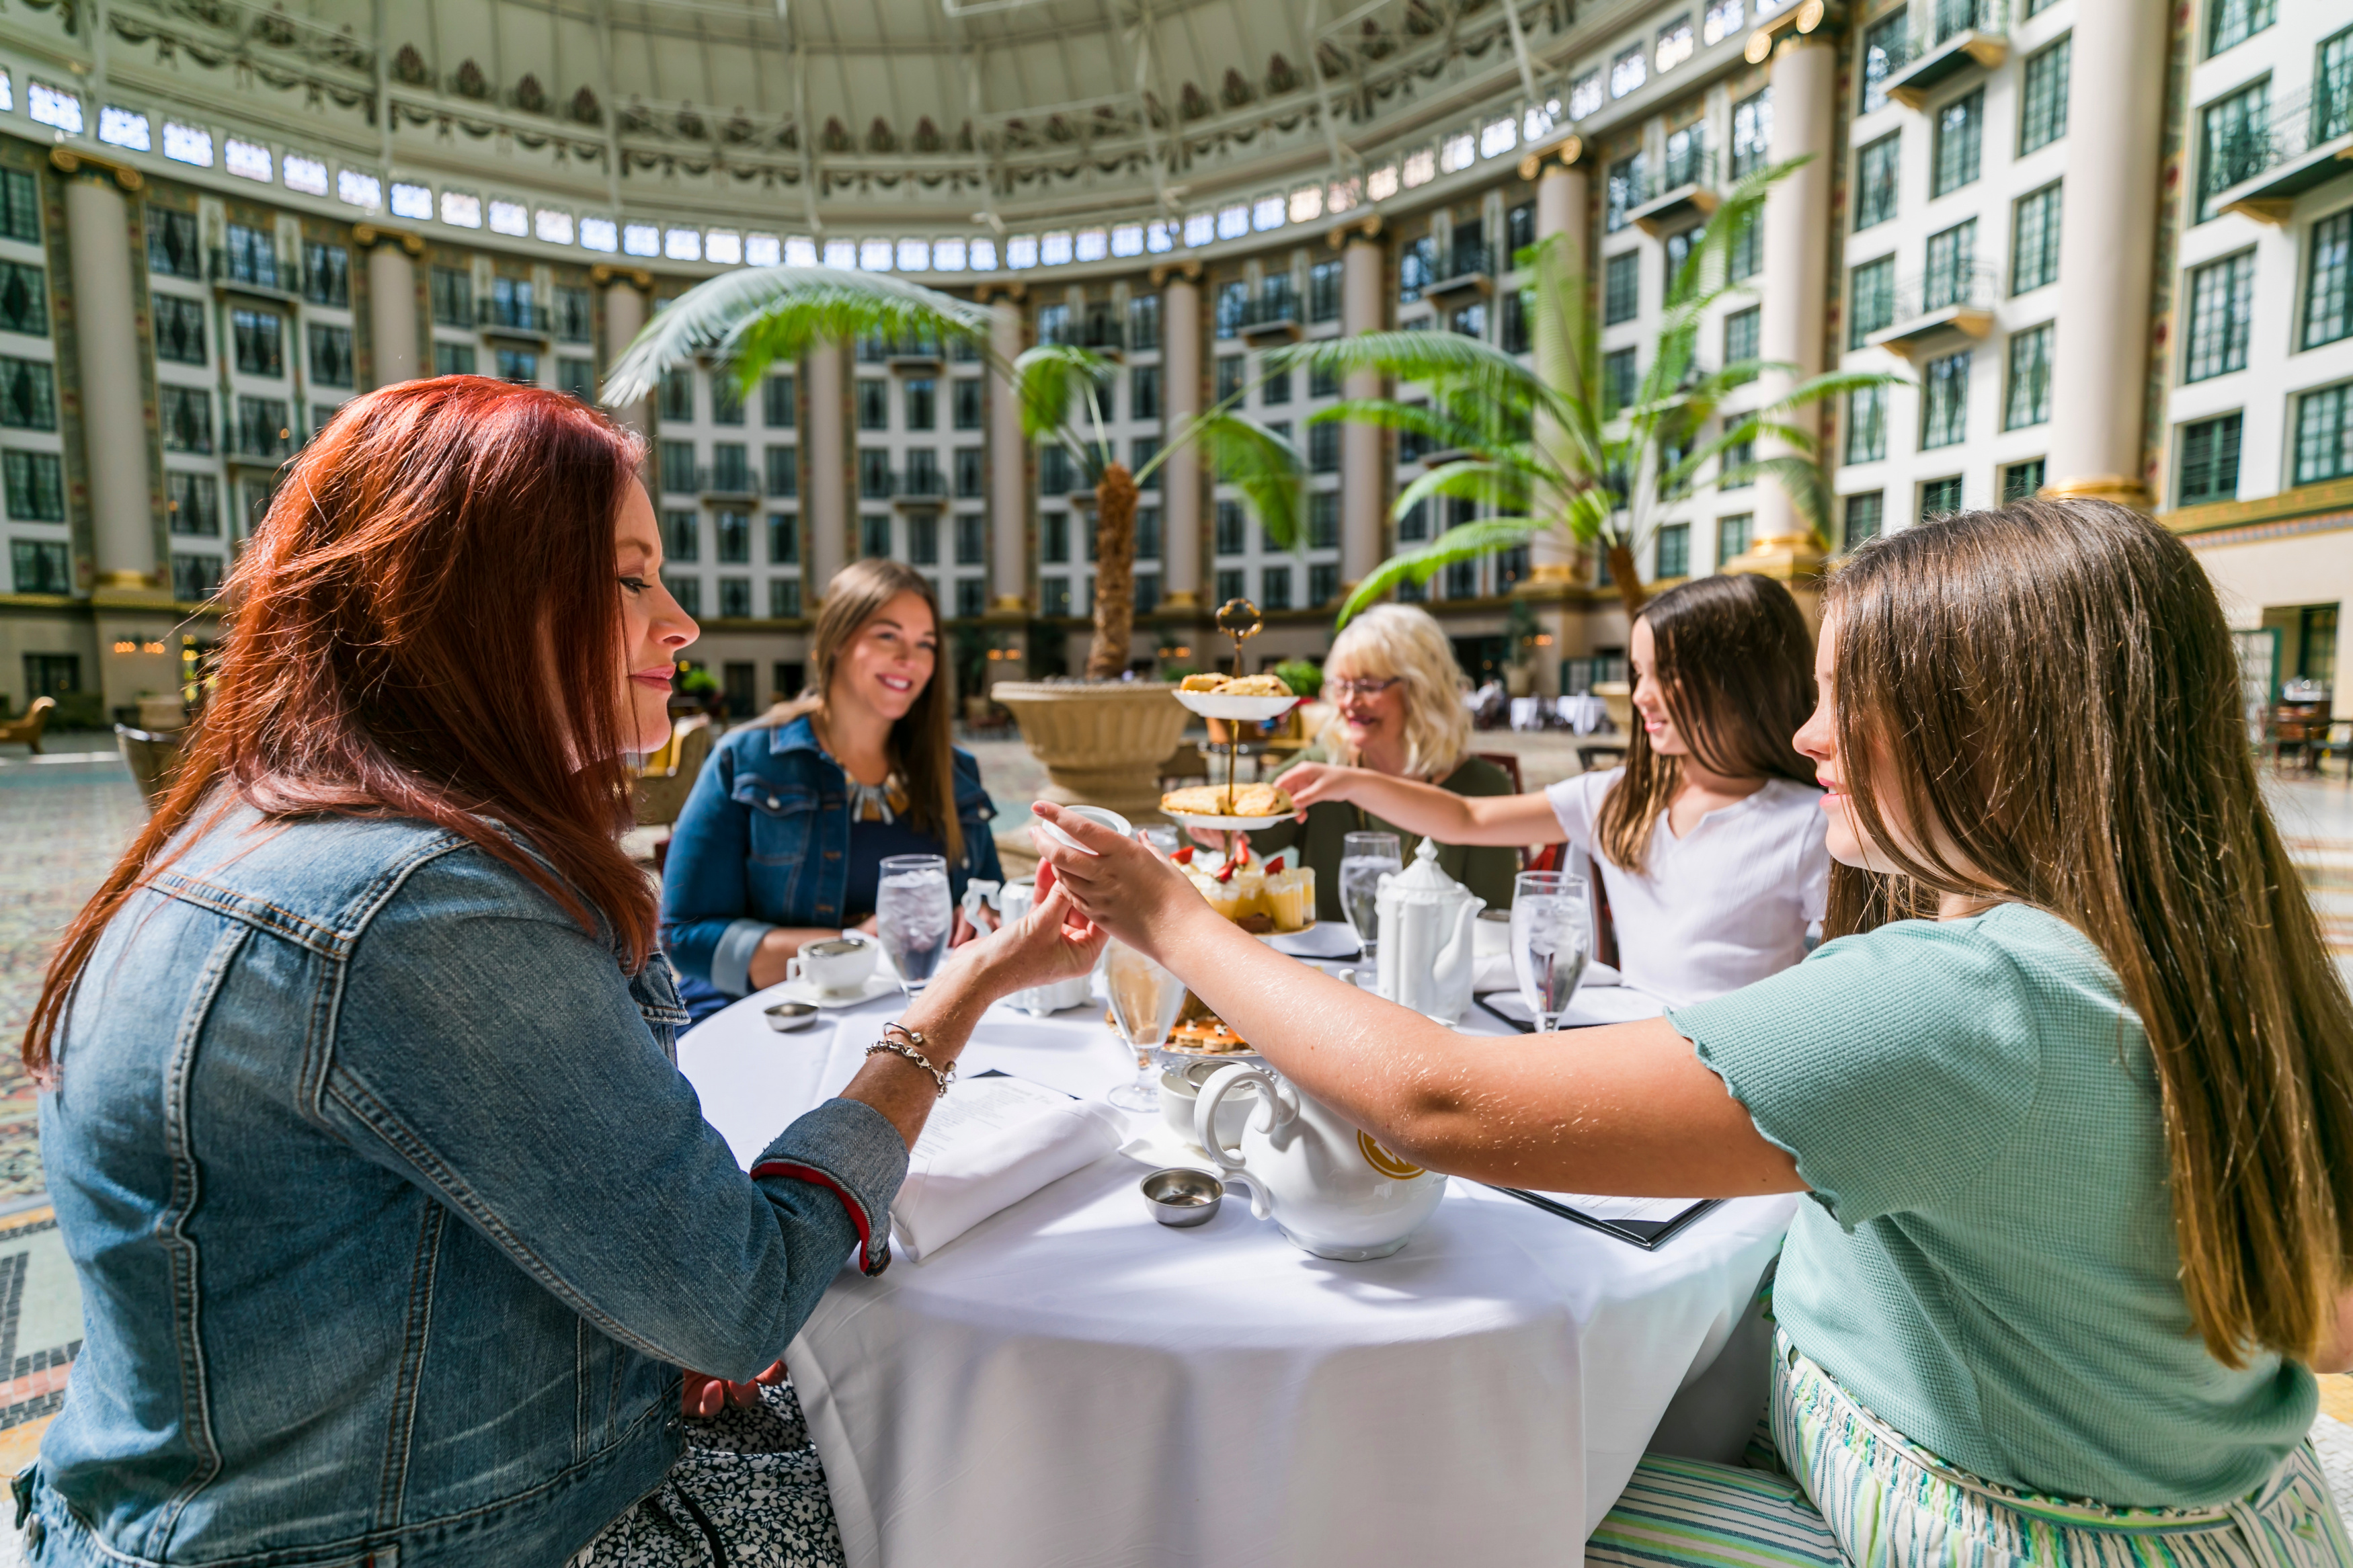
[24, 377, 656, 1073]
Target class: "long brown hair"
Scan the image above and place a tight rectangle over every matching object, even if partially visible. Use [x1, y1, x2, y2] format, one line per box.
[758, 557, 964, 867]
[1595, 573, 1816, 873]
[24, 377, 658, 1073]
[1825, 497, 2353, 1366]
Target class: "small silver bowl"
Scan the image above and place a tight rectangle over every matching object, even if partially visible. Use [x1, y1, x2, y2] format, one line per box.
[763, 1000, 820, 1032]
[1140, 1167, 1224, 1227]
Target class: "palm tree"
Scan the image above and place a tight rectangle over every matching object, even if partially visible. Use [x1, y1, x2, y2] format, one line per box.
[1270, 159, 1901, 624]
[602, 270, 1299, 680]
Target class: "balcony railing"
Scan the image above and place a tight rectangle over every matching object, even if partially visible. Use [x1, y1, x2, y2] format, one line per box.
[1426, 243, 1494, 302]
[892, 468, 949, 505]
[1238, 292, 1302, 343]
[478, 299, 552, 336]
[208, 248, 303, 299]
[1077, 313, 1126, 354]
[701, 463, 759, 497]
[1882, 0, 2009, 108]
[1864, 264, 1999, 360]
[885, 335, 946, 366]
[1629, 148, 1719, 235]
[2208, 79, 2353, 224]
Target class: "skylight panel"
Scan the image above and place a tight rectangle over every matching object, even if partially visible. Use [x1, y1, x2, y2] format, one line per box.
[336, 170, 382, 209]
[1146, 220, 1176, 253]
[98, 106, 150, 151]
[1480, 118, 1517, 159]
[746, 233, 781, 266]
[1039, 231, 1073, 265]
[536, 208, 575, 245]
[1005, 235, 1037, 269]
[1570, 72, 1603, 120]
[389, 181, 431, 218]
[664, 227, 701, 261]
[0, 73, 14, 114]
[1611, 45, 1646, 97]
[969, 238, 998, 271]
[1402, 149, 1436, 188]
[30, 83, 83, 136]
[822, 239, 855, 267]
[895, 238, 927, 270]
[785, 237, 819, 266]
[1703, 0, 1745, 46]
[1076, 229, 1109, 263]
[581, 216, 619, 252]
[487, 199, 528, 237]
[1523, 101, 1558, 141]
[1217, 205, 1249, 241]
[1111, 224, 1144, 257]
[1656, 15, 1695, 71]
[442, 191, 483, 229]
[932, 237, 967, 271]
[1328, 177, 1363, 213]
[284, 153, 328, 195]
[227, 138, 274, 183]
[1440, 132, 1476, 174]
[163, 122, 212, 166]
[1185, 212, 1215, 247]
[1367, 164, 1400, 201]
[623, 223, 660, 257]
[859, 238, 891, 270]
[707, 229, 743, 264]
[1289, 188, 1322, 222]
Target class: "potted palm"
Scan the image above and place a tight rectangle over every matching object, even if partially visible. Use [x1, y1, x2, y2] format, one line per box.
[602, 270, 1300, 819]
[1269, 159, 1901, 626]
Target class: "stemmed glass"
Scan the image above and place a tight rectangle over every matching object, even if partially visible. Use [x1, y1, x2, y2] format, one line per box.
[875, 854, 953, 995]
[1509, 870, 1592, 1034]
[1102, 940, 1187, 1112]
[1338, 831, 1403, 962]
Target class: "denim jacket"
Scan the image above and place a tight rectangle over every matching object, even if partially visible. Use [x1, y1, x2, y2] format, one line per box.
[29, 807, 908, 1568]
[662, 715, 1003, 997]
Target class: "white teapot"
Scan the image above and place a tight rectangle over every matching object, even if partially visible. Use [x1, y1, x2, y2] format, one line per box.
[1374, 837, 1484, 1024]
[1195, 1063, 1448, 1261]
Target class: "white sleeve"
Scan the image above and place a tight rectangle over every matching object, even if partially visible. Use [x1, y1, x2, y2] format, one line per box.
[1542, 770, 1614, 857]
[1794, 796, 1831, 925]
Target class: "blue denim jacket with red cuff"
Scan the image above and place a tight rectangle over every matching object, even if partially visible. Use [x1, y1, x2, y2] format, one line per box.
[29, 808, 906, 1568]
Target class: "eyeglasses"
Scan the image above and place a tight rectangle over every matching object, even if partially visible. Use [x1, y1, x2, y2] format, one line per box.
[1326, 676, 1402, 700]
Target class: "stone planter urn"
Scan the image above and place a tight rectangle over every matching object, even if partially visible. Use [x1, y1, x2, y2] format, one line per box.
[990, 681, 1190, 822]
[1591, 679, 1634, 735]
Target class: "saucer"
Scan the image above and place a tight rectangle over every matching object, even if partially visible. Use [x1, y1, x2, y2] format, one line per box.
[766, 971, 900, 1009]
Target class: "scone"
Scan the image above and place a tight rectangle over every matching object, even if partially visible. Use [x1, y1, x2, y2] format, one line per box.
[1220, 782, 1293, 817]
[1179, 673, 1226, 692]
[1215, 673, 1294, 697]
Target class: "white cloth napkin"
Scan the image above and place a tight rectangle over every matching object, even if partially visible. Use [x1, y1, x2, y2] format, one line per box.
[889, 1075, 1125, 1263]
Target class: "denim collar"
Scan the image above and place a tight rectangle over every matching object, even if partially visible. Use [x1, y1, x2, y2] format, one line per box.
[765, 713, 824, 757]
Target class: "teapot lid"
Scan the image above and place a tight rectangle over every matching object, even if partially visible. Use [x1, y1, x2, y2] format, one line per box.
[1386, 835, 1469, 900]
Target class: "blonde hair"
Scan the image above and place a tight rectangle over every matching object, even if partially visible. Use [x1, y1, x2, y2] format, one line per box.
[1316, 604, 1472, 782]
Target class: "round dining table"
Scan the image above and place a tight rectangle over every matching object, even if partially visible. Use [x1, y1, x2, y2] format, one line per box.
[679, 966, 1796, 1568]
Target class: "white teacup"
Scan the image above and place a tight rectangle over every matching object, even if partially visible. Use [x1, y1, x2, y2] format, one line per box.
[786, 935, 879, 999]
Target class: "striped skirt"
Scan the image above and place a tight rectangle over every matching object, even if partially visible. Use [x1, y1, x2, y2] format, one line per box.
[1589, 1332, 2352, 1568]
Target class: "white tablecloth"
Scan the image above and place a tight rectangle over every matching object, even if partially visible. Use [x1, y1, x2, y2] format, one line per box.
[680, 977, 1795, 1568]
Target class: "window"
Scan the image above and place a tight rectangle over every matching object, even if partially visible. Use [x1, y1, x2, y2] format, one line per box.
[556, 286, 593, 345]
[955, 448, 984, 499]
[1845, 385, 1886, 464]
[719, 579, 752, 620]
[2018, 38, 2071, 155]
[770, 578, 803, 620]
[147, 210, 199, 278]
[1260, 565, 1293, 611]
[1921, 349, 1970, 448]
[308, 323, 354, 388]
[0, 356, 53, 429]
[710, 374, 745, 426]
[303, 242, 350, 307]
[1920, 475, 1965, 519]
[1933, 90, 1985, 198]
[223, 224, 278, 289]
[1215, 282, 1246, 339]
[766, 446, 798, 498]
[1717, 513, 1753, 563]
[2001, 458, 2046, 503]
[1604, 251, 1640, 325]
[1039, 446, 1072, 497]
[1844, 491, 1884, 549]
[1655, 522, 1690, 578]
[168, 471, 220, 535]
[1603, 347, 1638, 415]
[2206, 0, 2274, 56]
[659, 441, 696, 496]
[1445, 559, 1478, 598]
[1502, 291, 1531, 354]
[159, 384, 210, 452]
[1925, 220, 1977, 310]
[2182, 251, 2255, 379]
[1854, 135, 1901, 231]
[2176, 413, 2243, 504]
[1306, 490, 1341, 551]
[905, 378, 936, 431]
[148, 295, 207, 367]
[1719, 438, 1755, 487]
[231, 310, 284, 378]
[2303, 208, 2352, 350]
[1036, 304, 1072, 349]
[657, 368, 693, 422]
[1606, 156, 1645, 234]
[4, 450, 64, 520]
[1043, 511, 1070, 564]
[953, 378, 984, 430]
[908, 514, 939, 567]
[1129, 364, 1162, 423]
[1132, 436, 1162, 485]
[664, 575, 701, 616]
[2003, 323, 2052, 429]
[1214, 501, 1246, 556]
[1398, 501, 1429, 542]
[716, 511, 750, 564]
[1129, 294, 1161, 353]
[859, 449, 893, 499]
[1666, 225, 1708, 296]
[559, 358, 595, 401]
[1263, 367, 1293, 407]
[1041, 577, 1072, 618]
[1400, 237, 1434, 303]
[1611, 43, 1648, 97]
[2011, 184, 2063, 294]
[1310, 260, 1343, 323]
[1849, 256, 1897, 347]
[1860, 11, 1909, 116]
[1215, 357, 1245, 405]
[11, 540, 69, 594]
[1723, 306, 1760, 368]
[957, 577, 988, 619]
[662, 508, 699, 562]
[235, 395, 291, 458]
[430, 267, 472, 328]
[1310, 563, 1340, 605]
[432, 342, 475, 377]
[171, 552, 224, 604]
[1729, 213, 1763, 282]
[856, 380, 888, 431]
[1731, 89, 1773, 181]
[2198, 81, 2270, 221]
[764, 375, 797, 428]
[957, 513, 987, 566]
[768, 513, 800, 565]
[861, 514, 892, 559]
[2292, 383, 2353, 485]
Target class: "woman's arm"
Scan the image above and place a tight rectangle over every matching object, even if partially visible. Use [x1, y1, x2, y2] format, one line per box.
[1281, 761, 1565, 849]
[1034, 806, 1800, 1197]
[660, 744, 783, 993]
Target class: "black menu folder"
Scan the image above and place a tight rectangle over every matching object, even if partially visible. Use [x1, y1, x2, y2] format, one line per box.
[1485, 1187, 1720, 1250]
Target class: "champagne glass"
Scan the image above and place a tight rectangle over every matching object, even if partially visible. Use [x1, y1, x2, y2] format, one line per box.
[875, 854, 953, 995]
[1509, 870, 1592, 1033]
[1339, 831, 1404, 962]
[1103, 940, 1187, 1112]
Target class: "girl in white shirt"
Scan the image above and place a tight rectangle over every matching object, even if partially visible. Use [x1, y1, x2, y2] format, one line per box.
[1283, 573, 1827, 1005]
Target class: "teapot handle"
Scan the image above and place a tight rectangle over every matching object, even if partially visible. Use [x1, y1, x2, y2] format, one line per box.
[1195, 1063, 1281, 1221]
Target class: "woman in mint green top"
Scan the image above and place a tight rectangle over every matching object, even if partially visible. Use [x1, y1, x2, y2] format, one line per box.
[1027, 499, 2353, 1565]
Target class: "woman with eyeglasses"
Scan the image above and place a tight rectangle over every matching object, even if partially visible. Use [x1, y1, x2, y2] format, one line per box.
[1244, 604, 1523, 920]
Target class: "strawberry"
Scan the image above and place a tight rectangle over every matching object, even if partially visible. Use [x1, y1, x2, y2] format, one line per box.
[1265, 856, 1285, 874]
[1213, 856, 1238, 883]
[1171, 843, 1195, 864]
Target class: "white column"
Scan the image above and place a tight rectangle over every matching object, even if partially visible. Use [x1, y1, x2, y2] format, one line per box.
[988, 296, 1029, 612]
[602, 278, 649, 438]
[366, 241, 417, 386]
[806, 340, 847, 600]
[1339, 235, 1388, 589]
[1753, 35, 1835, 548]
[66, 173, 157, 594]
[1160, 272, 1203, 610]
[2044, 0, 2167, 506]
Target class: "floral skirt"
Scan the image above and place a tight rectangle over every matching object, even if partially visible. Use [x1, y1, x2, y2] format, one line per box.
[569, 1381, 846, 1568]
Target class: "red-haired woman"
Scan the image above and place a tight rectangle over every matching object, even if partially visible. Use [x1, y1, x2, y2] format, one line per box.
[19, 378, 1105, 1567]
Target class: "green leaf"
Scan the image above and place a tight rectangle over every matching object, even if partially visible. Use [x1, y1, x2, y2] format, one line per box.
[1176, 410, 1304, 550]
[1393, 458, 1533, 519]
[1335, 518, 1546, 625]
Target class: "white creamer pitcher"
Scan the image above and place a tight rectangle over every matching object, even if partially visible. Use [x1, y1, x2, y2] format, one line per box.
[1373, 837, 1484, 1023]
[1194, 1063, 1447, 1261]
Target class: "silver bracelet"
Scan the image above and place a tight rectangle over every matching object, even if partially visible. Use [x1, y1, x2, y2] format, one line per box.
[865, 1036, 954, 1097]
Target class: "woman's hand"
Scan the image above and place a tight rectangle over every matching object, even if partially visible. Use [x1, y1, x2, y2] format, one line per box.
[948, 878, 1108, 1003]
[1029, 802, 1209, 962]
[1277, 761, 1364, 817]
[682, 1358, 785, 1419]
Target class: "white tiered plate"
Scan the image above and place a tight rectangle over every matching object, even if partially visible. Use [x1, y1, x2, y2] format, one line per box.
[1167, 810, 1293, 831]
[1172, 690, 1302, 723]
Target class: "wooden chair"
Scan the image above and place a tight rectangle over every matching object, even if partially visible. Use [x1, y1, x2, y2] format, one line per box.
[114, 724, 184, 811]
[2314, 718, 2353, 784]
[0, 696, 54, 754]
[1474, 751, 1524, 793]
[633, 715, 715, 829]
[1576, 742, 1629, 774]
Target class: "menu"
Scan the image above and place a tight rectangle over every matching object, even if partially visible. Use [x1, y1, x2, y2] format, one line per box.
[1485, 1187, 1719, 1249]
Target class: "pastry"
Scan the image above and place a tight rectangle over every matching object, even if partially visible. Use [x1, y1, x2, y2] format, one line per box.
[1170, 1018, 1249, 1053]
[1179, 673, 1226, 692]
[1158, 782, 1293, 818]
[1215, 673, 1294, 697]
